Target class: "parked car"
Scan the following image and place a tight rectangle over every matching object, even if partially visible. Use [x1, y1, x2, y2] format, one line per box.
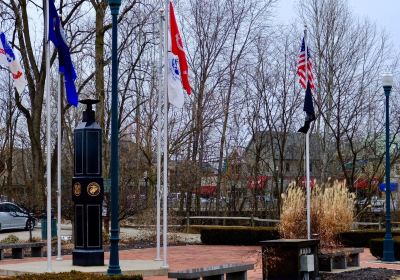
[0, 202, 35, 231]
[357, 196, 386, 213]
[370, 196, 385, 213]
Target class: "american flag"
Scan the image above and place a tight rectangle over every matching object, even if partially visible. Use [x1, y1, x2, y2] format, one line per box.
[297, 37, 315, 92]
[297, 36, 316, 134]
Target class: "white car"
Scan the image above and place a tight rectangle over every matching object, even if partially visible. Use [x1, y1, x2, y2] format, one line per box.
[0, 202, 35, 231]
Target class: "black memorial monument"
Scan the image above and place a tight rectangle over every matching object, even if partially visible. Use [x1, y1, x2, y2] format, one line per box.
[72, 99, 104, 266]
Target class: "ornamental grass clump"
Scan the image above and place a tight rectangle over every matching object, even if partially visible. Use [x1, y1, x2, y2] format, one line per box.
[279, 183, 307, 239]
[312, 181, 355, 247]
[279, 180, 355, 248]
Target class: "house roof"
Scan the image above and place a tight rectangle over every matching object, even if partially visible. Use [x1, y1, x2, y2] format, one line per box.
[246, 131, 322, 161]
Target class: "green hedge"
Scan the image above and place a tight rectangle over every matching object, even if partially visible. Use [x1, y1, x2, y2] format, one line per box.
[370, 237, 400, 260]
[337, 230, 400, 248]
[200, 227, 400, 247]
[1, 271, 143, 280]
[200, 226, 279, 245]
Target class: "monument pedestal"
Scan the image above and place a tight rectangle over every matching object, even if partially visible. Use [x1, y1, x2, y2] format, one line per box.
[72, 100, 104, 266]
[260, 239, 319, 280]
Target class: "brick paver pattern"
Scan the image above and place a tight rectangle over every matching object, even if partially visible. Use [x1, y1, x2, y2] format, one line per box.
[1, 246, 399, 280]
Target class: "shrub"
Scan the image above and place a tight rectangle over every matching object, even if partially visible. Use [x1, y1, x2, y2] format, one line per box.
[1, 234, 20, 244]
[0, 271, 143, 280]
[370, 237, 400, 260]
[279, 181, 355, 248]
[338, 230, 400, 247]
[29, 236, 41, 243]
[200, 226, 279, 245]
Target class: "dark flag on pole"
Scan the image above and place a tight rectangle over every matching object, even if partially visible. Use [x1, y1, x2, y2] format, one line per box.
[48, 0, 78, 106]
[298, 81, 315, 133]
[297, 36, 315, 134]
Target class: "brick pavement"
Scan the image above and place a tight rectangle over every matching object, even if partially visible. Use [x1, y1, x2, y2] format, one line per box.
[132, 245, 263, 280]
[1, 245, 400, 279]
[360, 248, 400, 270]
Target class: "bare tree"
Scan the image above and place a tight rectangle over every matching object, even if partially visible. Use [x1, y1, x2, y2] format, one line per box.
[300, 0, 400, 193]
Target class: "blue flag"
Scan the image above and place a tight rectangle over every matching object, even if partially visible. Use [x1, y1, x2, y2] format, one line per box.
[298, 81, 316, 134]
[48, 0, 78, 106]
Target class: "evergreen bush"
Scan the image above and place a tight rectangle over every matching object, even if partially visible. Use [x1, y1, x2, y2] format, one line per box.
[369, 237, 400, 260]
[338, 230, 400, 247]
[200, 226, 279, 245]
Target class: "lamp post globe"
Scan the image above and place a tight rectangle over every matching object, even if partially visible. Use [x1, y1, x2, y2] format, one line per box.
[382, 73, 394, 87]
[382, 72, 395, 262]
[107, 0, 122, 275]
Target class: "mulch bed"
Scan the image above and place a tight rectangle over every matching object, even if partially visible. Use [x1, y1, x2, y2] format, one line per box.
[321, 268, 400, 280]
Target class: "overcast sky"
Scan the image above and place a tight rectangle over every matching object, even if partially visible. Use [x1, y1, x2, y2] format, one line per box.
[275, 0, 400, 49]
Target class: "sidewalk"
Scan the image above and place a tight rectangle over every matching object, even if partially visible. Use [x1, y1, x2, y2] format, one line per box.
[0, 245, 399, 279]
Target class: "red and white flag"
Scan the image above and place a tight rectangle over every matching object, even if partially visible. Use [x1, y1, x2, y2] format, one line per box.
[297, 37, 315, 92]
[0, 32, 26, 94]
[168, 1, 191, 108]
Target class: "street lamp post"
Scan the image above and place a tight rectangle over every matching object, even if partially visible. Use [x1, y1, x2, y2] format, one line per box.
[382, 72, 395, 262]
[107, 0, 122, 275]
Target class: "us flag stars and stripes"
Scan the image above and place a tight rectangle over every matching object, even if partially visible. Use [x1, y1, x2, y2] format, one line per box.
[297, 36, 316, 134]
[297, 37, 315, 92]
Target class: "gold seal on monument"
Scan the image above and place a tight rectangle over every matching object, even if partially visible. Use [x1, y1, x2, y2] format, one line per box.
[87, 182, 101, 196]
[73, 182, 81, 196]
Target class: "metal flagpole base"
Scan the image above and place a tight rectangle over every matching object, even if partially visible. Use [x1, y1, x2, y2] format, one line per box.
[154, 258, 162, 261]
[56, 257, 63, 261]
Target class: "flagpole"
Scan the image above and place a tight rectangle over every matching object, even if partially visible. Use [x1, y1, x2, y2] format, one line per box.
[45, 0, 52, 272]
[155, 9, 163, 262]
[162, 0, 169, 269]
[56, 73, 62, 261]
[304, 26, 311, 240]
[306, 132, 311, 239]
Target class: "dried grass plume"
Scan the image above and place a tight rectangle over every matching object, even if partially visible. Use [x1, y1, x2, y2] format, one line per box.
[279, 180, 355, 248]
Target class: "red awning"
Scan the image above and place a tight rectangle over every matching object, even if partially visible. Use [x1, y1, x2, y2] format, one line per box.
[198, 185, 217, 195]
[355, 178, 379, 189]
[247, 176, 268, 190]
